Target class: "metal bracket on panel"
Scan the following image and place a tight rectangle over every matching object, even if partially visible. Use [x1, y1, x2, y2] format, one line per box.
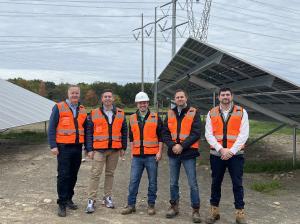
[188, 76, 300, 128]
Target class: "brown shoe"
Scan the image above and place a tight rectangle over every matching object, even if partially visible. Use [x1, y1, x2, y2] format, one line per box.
[205, 206, 220, 224]
[121, 205, 136, 215]
[236, 209, 247, 224]
[192, 208, 202, 223]
[147, 204, 156, 215]
[166, 200, 179, 218]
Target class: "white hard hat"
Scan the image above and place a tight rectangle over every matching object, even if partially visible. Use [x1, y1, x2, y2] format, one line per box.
[135, 91, 150, 102]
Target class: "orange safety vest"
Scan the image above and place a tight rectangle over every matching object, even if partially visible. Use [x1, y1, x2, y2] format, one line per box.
[56, 101, 87, 144]
[209, 105, 243, 149]
[91, 107, 125, 149]
[167, 107, 200, 149]
[129, 112, 159, 155]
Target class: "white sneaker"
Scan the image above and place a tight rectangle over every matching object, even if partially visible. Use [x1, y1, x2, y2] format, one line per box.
[103, 196, 115, 208]
[85, 199, 95, 213]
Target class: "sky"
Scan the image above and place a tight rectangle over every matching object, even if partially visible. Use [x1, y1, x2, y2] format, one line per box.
[0, 0, 299, 86]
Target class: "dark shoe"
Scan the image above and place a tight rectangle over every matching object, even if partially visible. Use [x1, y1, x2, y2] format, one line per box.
[66, 200, 78, 210]
[205, 206, 220, 224]
[58, 204, 66, 217]
[236, 209, 247, 224]
[121, 205, 136, 215]
[166, 200, 179, 218]
[192, 208, 202, 223]
[147, 204, 156, 215]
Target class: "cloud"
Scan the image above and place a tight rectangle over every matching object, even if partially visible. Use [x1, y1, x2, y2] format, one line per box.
[0, 0, 299, 85]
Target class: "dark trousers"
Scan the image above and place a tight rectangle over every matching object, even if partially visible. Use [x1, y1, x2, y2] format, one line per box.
[57, 144, 82, 205]
[210, 154, 245, 209]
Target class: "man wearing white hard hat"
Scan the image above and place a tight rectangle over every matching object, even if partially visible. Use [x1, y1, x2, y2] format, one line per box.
[121, 91, 163, 216]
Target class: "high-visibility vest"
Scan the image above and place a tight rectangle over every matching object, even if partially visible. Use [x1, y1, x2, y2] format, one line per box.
[129, 112, 159, 155]
[56, 101, 87, 144]
[209, 105, 243, 149]
[91, 107, 125, 149]
[167, 107, 200, 149]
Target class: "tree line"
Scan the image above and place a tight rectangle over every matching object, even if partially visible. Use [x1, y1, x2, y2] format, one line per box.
[8, 78, 167, 108]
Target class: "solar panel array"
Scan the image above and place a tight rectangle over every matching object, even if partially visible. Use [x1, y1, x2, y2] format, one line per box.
[0, 79, 55, 130]
[157, 38, 300, 127]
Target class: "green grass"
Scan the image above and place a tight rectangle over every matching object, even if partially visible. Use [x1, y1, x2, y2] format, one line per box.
[244, 160, 300, 173]
[250, 180, 282, 193]
[0, 131, 47, 143]
[249, 120, 298, 136]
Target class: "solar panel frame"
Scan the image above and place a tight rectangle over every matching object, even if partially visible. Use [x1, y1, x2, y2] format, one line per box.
[157, 37, 300, 127]
[0, 79, 56, 130]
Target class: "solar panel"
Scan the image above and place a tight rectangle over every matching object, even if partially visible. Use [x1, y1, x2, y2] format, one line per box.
[157, 37, 300, 128]
[0, 79, 55, 130]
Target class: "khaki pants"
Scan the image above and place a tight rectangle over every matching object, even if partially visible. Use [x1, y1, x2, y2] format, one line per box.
[87, 150, 120, 200]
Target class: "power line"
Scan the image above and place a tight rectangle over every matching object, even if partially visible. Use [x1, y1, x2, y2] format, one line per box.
[4, 0, 166, 4]
[213, 0, 300, 18]
[0, 34, 132, 38]
[210, 23, 300, 43]
[156, 40, 300, 63]
[0, 1, 157, 10]
[182, 0, 300, 29]
[244, 0, 300, 14]
[209, 14, 300, 34]
[0, 12, 156, 18]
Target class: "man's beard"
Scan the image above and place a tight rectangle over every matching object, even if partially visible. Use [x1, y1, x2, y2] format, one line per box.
[221, 99, 231, 105]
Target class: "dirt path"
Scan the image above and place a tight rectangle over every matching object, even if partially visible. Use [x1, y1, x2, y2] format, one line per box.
[0, 140, 299, 224]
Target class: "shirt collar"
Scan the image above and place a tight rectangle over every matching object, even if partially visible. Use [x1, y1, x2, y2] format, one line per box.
[103, 104, 113, 112]
[138, 109, 149, 117]
[66, 99, 78, 108]
[219, 102, 233, 113]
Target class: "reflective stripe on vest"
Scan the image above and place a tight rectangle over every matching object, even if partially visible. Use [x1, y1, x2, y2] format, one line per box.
[91, 108, 124, 149]
[130, 112, 159, 155]
[167, 107, 200, 149]
[56, 102, 87, 144]
[210, 105, 243, 149]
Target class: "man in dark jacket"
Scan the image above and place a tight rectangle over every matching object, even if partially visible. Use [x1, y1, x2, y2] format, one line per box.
[85, 89, 127, 213]
[48, 85, 87, 217]
[163, 89, 201, 223]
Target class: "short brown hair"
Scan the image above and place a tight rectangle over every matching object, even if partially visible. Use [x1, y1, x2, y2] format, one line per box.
[175, 89, 188, 97]
[68, 85, 80, 91]
[101, 89, 113, 97]
[218, 87, 232, 96]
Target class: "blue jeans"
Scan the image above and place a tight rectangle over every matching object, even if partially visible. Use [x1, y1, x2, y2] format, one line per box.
[210, 154, 245, 209]
[127, 156, 158, 206]
[169, 157, 200, 209]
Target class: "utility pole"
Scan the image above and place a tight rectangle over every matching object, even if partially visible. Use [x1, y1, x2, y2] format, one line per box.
[171, 0, 176, 57]
[141, 13, 144, 91]
[154, 7, 158, 111]
[160, 0, 188, 57]
[133, 11, 167, 109]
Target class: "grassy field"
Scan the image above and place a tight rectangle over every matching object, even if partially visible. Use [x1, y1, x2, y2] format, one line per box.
[244, 160, 300, 173]
[250, 180, 282, 194]
[0, 131, 47, 143]
[249, 120, 299, 136]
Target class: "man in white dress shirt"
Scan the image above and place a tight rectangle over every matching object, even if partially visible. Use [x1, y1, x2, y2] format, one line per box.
[205, 87, 249, 224]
